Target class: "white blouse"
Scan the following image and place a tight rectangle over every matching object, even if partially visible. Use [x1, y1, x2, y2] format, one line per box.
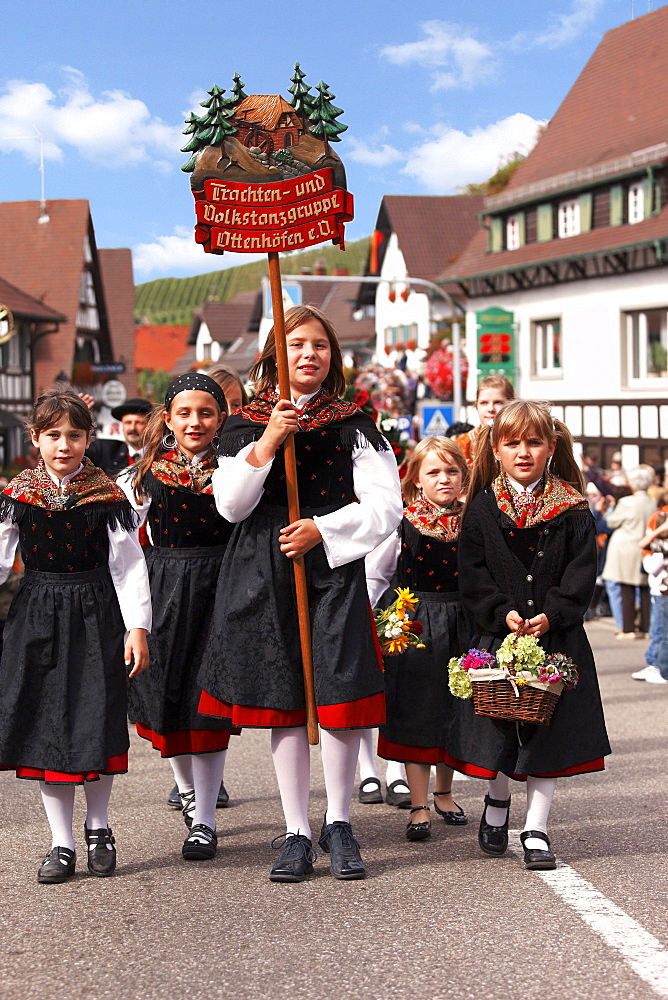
[0, 465, 152, 633]
[365, 531, 401, 608]
[212, 433, 403, 569]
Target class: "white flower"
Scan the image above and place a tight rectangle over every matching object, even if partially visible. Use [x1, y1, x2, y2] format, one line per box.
[381, 418, 397, 431]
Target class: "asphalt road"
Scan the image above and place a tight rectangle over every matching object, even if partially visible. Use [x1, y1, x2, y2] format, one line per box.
[1, 617, 667, 1000]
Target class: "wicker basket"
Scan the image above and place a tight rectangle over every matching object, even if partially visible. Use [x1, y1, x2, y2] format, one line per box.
[470, 673, 562, 726]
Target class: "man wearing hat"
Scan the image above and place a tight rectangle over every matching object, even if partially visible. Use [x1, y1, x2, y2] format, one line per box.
[86, 397, 153, 477]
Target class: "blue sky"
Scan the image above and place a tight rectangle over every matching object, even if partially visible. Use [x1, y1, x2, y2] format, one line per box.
[0, 0, 653, 281]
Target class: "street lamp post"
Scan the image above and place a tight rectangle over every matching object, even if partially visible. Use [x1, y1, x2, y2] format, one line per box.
[283, 272, 466, 419]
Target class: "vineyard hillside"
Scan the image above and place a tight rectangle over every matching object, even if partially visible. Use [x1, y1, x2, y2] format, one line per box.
[135, 237, 370, 325]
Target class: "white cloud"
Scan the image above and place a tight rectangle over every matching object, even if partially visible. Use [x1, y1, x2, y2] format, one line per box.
[0, 68, 182, 169]
[347, 136, 403, 168]
[132, 225, 265, 277]
[401, 113, 544, 194]
[381, 21, 498, 90]
[508, 0, 606, 50]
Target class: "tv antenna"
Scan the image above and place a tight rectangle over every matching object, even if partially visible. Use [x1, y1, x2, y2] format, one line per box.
[0, 126, 49, 223]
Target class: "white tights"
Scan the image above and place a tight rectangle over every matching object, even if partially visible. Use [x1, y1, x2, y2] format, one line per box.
[169, 750, 227, 831]
[357, 728, 407, 788]
[270, 727, 363, 839]
[484, 772, 557, 847]
[40, 774, 115, 851]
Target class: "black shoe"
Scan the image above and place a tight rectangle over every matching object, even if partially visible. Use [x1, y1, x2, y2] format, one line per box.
[84, 823, 116, 877]
[182, 824, 218, 860]
[37, 846, 76, 884]
[216, 781, 230, 809]
[318, 817, 366, 879]
[385, 779, 412, 809]
[180, 789, 196, 829]
[167, 784, 181, 809]
[358, 777, 383, 805]
[269, 833, 316, 882]
[405, 806, 431, 842]
[478, 793, 511, 856]
[434, 790, 468, 826]
[520, 830, 556, 870]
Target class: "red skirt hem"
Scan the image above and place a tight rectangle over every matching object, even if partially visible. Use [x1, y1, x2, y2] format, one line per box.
[378, 734, 447, 765]
[135, 724, 239, 757]
[6, 752, 129, 784]
[198, 689, 386, 730]
[443, 751, 607, 781]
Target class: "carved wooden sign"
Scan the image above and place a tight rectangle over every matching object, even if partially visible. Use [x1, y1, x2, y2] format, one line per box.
[182, 67, 354, 255]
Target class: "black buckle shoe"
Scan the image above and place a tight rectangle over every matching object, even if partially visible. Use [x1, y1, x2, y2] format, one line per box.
[167, 784, 181, 809]
[434, 790, 468, 826]
[84, 823, 116, 876]
[520, 830, 556, 870]
[37, 846, 76, 884]
[182, 824, 218, 861]
[406, 806, 431, 842]
[358, 777, 383, 804]
[269, 833, 316, 882]
[478, 793, 511, 856]
[318, 818, 366, 879]
[216, 781, 230, 809]
[385, 779, 411, 809]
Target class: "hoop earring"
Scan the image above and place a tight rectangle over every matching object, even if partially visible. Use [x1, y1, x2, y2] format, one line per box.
[212, 433, 221, 451]
[162, 431, 176, 450]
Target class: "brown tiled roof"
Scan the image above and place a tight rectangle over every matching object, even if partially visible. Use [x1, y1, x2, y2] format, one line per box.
[233, 95, 301, 131]
[492, 6, 668, 206]
[0, 199, 94, 391]
[0, 276, 65, 322]
[186, 290, 262, 376]
[448, 205, 668, 281]
[377, 195, 485, 284]
[98, 248, 138, 396]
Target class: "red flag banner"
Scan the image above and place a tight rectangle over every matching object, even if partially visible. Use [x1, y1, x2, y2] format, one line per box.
[191, 167, 353, 255]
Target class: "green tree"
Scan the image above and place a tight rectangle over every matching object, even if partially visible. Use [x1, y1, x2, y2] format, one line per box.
[308, 81, 347, 144]
[138, 368, 174, 404]
[180, 84, 237, 173]
[456, 153, 526, 196]
[230, 72, 247, 105]
[288, 63, 314, 119]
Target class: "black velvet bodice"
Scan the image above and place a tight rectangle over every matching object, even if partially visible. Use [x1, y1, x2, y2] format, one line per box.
[145, 473, 232, 548]
[260, 428, 356, 511]
[397, 518, 460, 594]
[504, 524, 542, 571]
[17, 504, 110, 572]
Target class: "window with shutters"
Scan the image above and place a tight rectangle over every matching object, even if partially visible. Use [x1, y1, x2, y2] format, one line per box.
[532, 319, 562, 378]
[624, 308, 668, 385]
[558, 200, 580, 238]
[628, 182, 644, 224]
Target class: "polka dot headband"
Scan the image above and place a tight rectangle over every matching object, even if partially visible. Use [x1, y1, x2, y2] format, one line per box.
[164, 373, 227, 413]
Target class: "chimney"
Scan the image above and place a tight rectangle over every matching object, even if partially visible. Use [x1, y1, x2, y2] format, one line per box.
[314, 257, 327, 275]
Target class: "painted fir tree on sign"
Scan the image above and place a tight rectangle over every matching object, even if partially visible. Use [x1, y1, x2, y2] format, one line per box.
[182, 66, 354, 257]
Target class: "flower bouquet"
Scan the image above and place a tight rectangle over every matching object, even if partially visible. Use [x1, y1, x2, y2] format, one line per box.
[448, 633, 578, 725]
[374, 588, 425, 657]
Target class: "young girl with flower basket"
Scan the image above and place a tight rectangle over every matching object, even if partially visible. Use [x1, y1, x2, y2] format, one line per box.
[447, 399, 610, 870]
[366, 436, 473, 841]
[197, 305, 402, 882]
[118, 374, 236, 863]
[0, 388, 151, 883]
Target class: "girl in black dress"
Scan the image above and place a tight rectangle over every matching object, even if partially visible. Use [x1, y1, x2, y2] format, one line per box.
[0, 388, 151, 883]
[367, 436, 472, 841]
[119, 374, 234, 862]
[198, 304, 403, 882]
[447, 399, 610, 870]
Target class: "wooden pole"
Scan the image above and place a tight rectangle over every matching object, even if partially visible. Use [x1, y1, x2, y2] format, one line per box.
[267, 251, 319, 746]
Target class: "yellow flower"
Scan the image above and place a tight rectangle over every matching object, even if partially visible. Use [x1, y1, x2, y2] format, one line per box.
[395, 587, 419, 613]
[386, 635, 410, 654]
[515, 677, 527, 686]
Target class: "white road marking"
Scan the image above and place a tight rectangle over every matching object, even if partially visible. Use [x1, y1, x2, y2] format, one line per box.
[509, 831, 668, 998]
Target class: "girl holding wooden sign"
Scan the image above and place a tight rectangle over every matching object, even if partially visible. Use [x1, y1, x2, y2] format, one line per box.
[198, 304, 402, 882]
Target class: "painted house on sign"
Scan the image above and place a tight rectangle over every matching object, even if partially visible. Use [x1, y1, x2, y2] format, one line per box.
[231, 96, 302, 153]
[357, 195, 483, 368]
[446, 6, 668, 468]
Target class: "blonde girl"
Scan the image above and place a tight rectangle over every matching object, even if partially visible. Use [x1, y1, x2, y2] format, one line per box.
[455, 375, 515, 468]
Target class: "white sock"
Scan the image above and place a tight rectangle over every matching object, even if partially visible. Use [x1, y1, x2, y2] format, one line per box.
[169, 754, 194, 795]
[191, 751, 227, 831]
[523, 776, 557, 849]
[485, 772, 511, 827]
[321, 728, 361, 825]
[84, 774, 114, 836]
[271, 727, 311, 839]
[40, 782, 76, 852]
[385, 758, 408, 789]
[357, 729, 380, 784]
